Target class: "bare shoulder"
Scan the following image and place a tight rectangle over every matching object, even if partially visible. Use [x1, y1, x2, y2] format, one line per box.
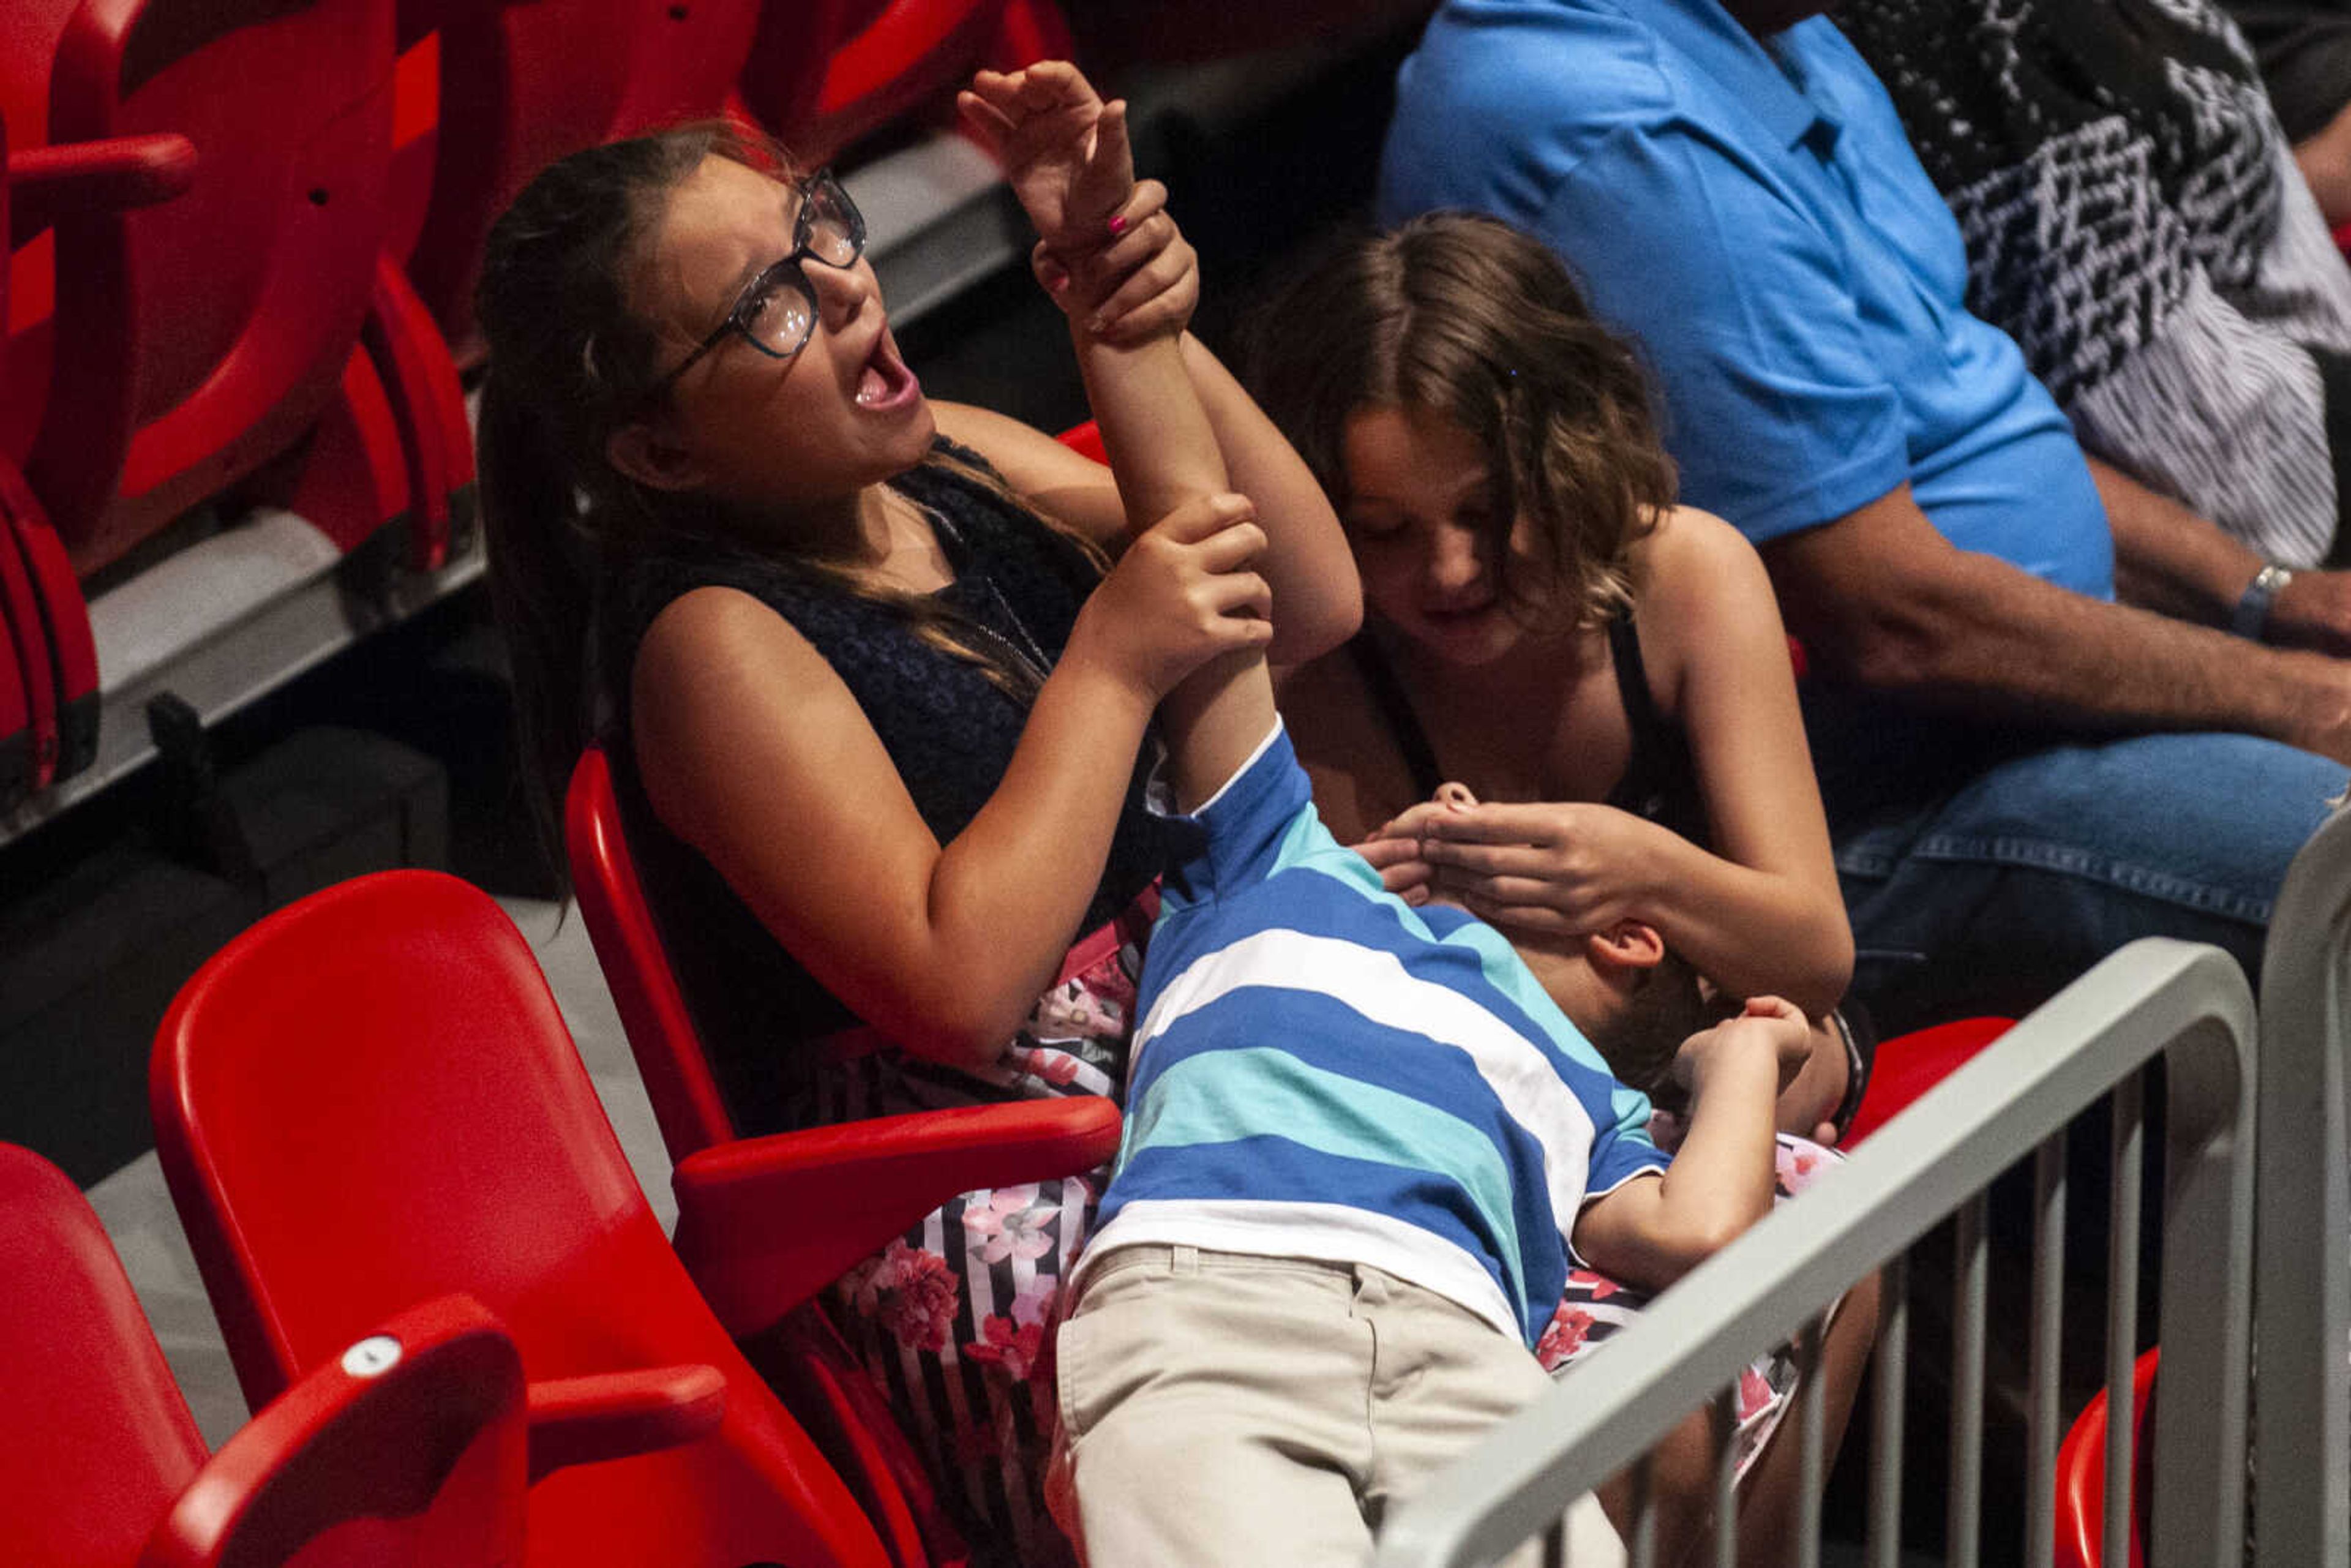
[1635, 506, 1771, 607]
[1622, 507, 1788, 707]
[1634, 506, 1780, 636]
[633, 583, 836, 702]
[929, 399, 1123, 542]
[630, 586, 864, 823]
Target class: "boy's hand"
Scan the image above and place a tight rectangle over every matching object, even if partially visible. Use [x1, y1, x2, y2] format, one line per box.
[958, 61, 1133, 257]
[1673, 996, 1812, 1098]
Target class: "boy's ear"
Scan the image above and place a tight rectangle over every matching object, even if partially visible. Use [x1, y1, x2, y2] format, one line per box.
[606, 419, 706, 492]
[1583, 920, 1667, 976]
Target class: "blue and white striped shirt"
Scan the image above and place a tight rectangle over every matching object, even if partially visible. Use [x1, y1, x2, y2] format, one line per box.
[1082, 722, 1668, 1346]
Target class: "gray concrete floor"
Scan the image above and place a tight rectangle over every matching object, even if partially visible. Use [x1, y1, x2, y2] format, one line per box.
[81, 895, 673, 1446]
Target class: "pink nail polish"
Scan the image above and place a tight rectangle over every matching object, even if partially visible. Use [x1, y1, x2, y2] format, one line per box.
[1107, 214, 1128, 236]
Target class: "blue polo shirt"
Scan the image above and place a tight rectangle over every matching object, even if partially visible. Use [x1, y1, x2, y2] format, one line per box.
[1379, 0, 2115, 599]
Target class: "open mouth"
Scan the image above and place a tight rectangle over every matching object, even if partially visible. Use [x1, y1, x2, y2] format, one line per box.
[855, 334, 920, 411]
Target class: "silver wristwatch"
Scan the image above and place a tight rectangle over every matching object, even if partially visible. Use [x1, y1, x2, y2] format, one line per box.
[2231, 563, 2293, 642]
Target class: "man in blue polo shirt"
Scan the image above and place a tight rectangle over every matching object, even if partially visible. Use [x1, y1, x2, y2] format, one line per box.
[1379, 0, 2351, 1030]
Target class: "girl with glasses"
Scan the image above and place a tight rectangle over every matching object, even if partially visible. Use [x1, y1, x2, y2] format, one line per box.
[472, 66, 1357, 1566]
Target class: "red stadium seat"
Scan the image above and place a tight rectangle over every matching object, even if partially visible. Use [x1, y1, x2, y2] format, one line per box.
[0, 1140, 208, 1566]
[563, 747, 1121, 1567]
[1840, 1015, 2014, 1147]
[390, 0, 762, 368]
[138, 1292, 536, 1568]
[563, 746, 736, 1160]
[0, 1141, 589, 1567]
[2054, 1347, 2159, 1568]
[742, 0, 1073, 168]
[152, 868, 1116, 1567]
[0, 122, 165, 802]
[1, 0, 405, 574]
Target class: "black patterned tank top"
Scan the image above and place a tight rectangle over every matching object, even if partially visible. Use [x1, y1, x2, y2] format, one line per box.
[606, 438, 1170, 1135]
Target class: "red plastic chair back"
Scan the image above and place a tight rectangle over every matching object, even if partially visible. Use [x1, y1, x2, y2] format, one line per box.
[743, 0, 1073, 167]
[1839, 1016, 2013, 1148]
[566, 745, 740, 1161]
[2055, 1347, 2159, 1568]
[391, 0, 760, 364]
[152, 870, 895, 1568]
[141, 1294, 531, 1568]
[3, 0, 399, 576]
[0, 1141, 207, 1566]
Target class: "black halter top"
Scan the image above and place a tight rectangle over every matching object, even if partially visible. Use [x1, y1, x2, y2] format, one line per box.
[1346, 612, 1711, 846]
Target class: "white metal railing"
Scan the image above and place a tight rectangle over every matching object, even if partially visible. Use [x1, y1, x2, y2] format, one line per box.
[1373, 937, 2259, 1568]
[2251, 803, 2351, 1564]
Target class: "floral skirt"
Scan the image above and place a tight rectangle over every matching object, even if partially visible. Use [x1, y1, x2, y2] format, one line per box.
[817, 899, 1150, 1568]
[1540, 1131, 1845, 1481]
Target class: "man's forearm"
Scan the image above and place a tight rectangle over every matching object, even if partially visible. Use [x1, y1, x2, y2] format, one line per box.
[1851, 550, 2348, 752]
[2087, 457, 2264, 625]
[1766, 485, 2351, 760]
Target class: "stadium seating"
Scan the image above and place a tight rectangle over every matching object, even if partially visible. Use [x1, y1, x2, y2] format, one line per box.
[389, 0, 761, 368]
[0, 119, 180, 805]
[741, 0, 1073, 168]
[2053, 1348, 2158, 1568]
[149, 867, 1121, 1567]
[2, 1141, 555, 1567]
[1, 0, 403, 574]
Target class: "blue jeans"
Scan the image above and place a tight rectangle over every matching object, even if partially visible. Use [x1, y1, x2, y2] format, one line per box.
[1805, 693, 2347, 1035]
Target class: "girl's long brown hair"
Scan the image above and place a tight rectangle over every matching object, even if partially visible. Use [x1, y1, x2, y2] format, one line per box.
[474, 122, 1105, 888]
[1244, 211, 1677, 631]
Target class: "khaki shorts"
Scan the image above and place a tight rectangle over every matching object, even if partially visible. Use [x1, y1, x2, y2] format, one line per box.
[1048, 1244, 1624, 1567]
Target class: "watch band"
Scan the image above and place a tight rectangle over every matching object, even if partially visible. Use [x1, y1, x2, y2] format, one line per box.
[2232, 563, 2293, 642]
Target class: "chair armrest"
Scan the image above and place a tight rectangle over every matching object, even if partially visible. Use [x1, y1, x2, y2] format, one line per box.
[141, 1294, 527, 1568]
[10, 134, 197, 247]
[525, 1365, 728, 1481]
[672, 1097, 1122, 1338]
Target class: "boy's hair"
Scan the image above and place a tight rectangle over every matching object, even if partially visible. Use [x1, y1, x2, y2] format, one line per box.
[1582, 948, 1720, 1113]
[1244, 211, 1678, 631]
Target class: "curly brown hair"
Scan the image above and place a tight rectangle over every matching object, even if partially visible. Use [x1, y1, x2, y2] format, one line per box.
[1245, 211, 1676, 631]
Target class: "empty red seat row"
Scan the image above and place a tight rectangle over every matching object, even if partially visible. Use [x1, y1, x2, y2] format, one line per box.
[0, 0, 1083, 814]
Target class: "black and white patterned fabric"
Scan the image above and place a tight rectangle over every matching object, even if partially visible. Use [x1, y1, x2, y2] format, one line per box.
[1834, 0, 2351, 567]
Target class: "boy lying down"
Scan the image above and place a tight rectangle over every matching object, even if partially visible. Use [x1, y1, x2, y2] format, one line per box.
[1044, 711, 1805, 1567]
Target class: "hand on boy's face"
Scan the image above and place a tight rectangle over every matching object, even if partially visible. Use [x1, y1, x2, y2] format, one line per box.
[1357, 782, 1480, 907]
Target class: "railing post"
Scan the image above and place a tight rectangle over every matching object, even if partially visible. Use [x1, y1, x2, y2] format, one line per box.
[2252, 808, 2351, 1565]
[1371, 940, 2256, 1568]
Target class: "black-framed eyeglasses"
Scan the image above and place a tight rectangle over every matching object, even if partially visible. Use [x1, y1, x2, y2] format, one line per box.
[643, 168, 866, 402]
